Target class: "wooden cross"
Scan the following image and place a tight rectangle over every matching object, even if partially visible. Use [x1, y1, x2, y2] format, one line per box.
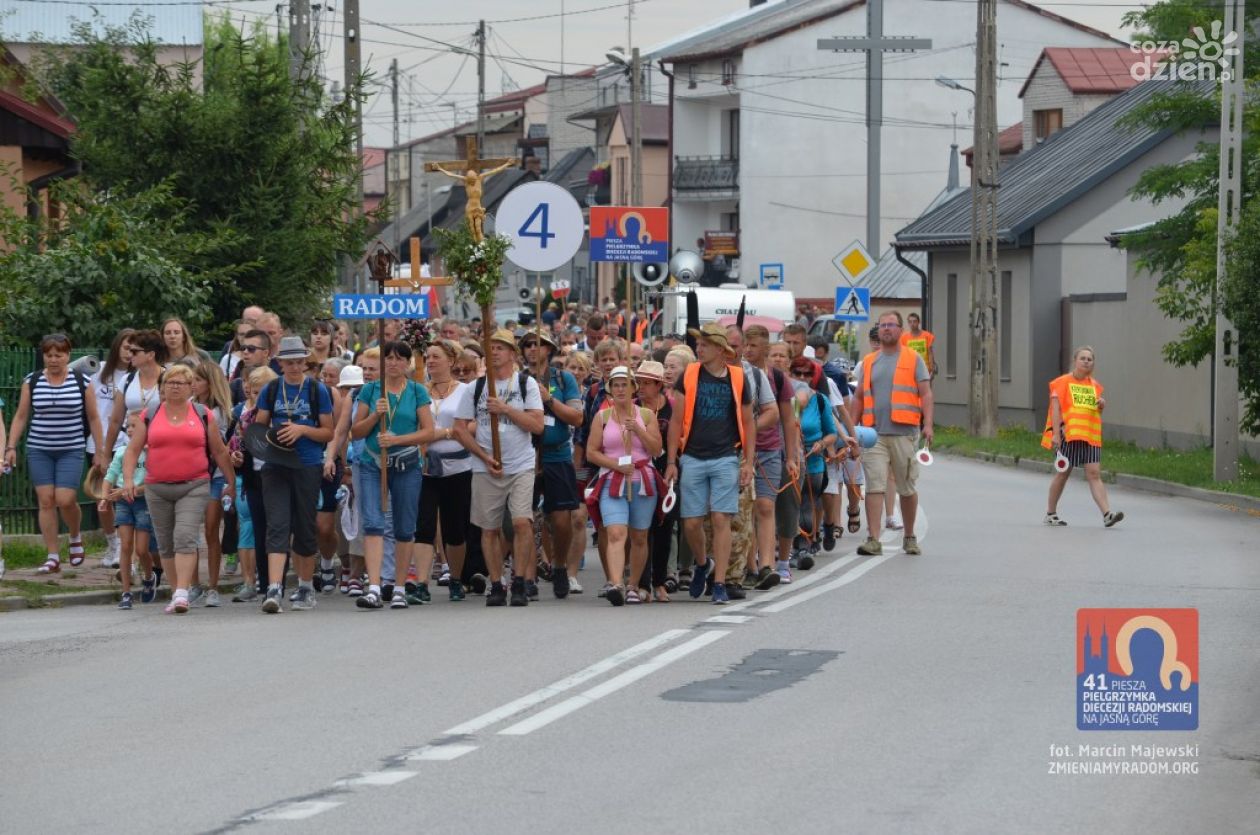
[424, 136, 513, 180]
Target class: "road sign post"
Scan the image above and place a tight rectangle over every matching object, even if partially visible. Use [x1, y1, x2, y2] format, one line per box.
[833, 287, 871, 322]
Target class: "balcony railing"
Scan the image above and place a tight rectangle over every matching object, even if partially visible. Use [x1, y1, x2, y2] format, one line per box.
[673, 155, 739, 193]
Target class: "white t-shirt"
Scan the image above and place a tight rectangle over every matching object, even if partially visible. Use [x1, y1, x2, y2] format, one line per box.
[454, 373, 543, 475]
[88, 368, 129, 453]
[426, 380, 472, 476]
[825, 378, 852, 441]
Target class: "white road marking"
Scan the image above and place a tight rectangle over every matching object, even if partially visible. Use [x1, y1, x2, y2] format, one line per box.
[403, 743, 478, 762]
[705, 614, 752, 624]
[444, 628, 691, 735]
[334, 771, 419, 787]
[760, 555, 896, 614]
[498, 630, 731, 736]
[246, 801, 343, 821]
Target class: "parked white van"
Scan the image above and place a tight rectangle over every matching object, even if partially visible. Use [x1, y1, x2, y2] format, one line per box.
[647, 283, 797, 339]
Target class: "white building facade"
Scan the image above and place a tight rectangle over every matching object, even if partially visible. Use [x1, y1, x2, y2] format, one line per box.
[657, 0, 1119, 302]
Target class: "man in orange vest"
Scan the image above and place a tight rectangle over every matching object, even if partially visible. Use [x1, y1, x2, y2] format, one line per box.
[849, 311, 934, 556]
[664, 323, 755, 604]
[899, 312, 937, 379]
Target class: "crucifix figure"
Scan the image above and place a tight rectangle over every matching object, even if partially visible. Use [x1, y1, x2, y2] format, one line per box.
[818, 0, 931, 253]
[425, 137, 515, 242]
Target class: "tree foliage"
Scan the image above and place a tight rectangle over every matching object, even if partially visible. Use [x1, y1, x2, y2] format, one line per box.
[1120, 0, 1260, 432]
[0, 179, 227, 345]
[24, 13, 374, 339]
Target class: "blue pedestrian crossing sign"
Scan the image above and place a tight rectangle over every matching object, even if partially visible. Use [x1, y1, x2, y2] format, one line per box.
[833, 287, 870, 322]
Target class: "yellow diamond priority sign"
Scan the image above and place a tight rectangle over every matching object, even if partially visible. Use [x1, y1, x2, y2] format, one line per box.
[832, 240, 875, 285]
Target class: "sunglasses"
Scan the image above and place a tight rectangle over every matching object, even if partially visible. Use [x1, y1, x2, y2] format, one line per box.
[454, 367, 475, 376]
[241, 345, 266, 353]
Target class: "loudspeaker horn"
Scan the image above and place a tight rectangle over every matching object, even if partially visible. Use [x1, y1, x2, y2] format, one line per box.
[669, 249, 704, 283]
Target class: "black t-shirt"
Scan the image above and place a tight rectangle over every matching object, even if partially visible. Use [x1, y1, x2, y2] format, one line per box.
[673, 365, 753, 460]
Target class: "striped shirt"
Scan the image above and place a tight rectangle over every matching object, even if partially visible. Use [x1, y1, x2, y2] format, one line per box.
[26, 372, 87, 451]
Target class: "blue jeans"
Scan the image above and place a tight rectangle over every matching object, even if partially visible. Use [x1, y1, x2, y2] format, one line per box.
[113, 496, 153, 535]
[357, 457, 422, 542]
[678, 454, 740, 518]
[598, 479, 656, 530]
[26, 446, 84, 489]
[353, 462, 397, 578]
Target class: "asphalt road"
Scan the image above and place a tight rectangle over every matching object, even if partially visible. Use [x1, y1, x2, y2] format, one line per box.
[2, 456, 1257, 834]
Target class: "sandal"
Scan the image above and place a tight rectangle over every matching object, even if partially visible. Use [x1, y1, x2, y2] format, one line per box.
[37, 557, 61, 574]
[625, 588, 642, 605]
[847, 508, 861, 534]
[1044, 513, 1067, 527]
[653, 586, 671, 603]
[68, 541, 85, 566]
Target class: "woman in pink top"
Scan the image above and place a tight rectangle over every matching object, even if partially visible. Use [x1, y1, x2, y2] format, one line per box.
[584, 366, 662, 606]
[123, 364, 235, 614]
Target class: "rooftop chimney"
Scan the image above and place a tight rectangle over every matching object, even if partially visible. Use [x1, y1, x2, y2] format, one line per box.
[947, 144, 959, 190]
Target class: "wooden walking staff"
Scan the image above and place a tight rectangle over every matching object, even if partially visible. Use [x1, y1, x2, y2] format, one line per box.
[367, 244, 395, 506]
[426, 137, 514, 463]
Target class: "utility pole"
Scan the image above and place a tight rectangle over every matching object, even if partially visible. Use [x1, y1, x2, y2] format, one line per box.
[287, 0, 310, 85]
[344, 0, 362, 294]
[390, 58, 400, 148]
[1213, 0, 1245, 480]
[476, 20, 487, 154]
[968, 0, 999, 437]
[630, 46, 643, 314]
[817, 0, 931, 255]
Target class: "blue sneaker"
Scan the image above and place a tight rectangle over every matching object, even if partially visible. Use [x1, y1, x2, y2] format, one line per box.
[140, 574, 157, 604]
[118, 592, 133, 610]
[711, 582, 729, 605]
[689, 558, 714, 599]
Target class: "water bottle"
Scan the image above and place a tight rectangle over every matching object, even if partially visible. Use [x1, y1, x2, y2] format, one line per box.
[221, 495, 234, 512]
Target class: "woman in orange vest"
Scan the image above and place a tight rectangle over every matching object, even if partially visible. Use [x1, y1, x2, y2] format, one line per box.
[1042, 346, 1123, 527]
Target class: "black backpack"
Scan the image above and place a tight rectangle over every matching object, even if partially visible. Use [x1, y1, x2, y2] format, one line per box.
[25, 369, 90, 438]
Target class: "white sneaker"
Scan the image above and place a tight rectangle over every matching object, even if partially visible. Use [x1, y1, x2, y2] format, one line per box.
[886, 517, 903, 531]
[204, 589, 221, 607]
[100, 535, 121, 568]
[568, 576, 583, 594]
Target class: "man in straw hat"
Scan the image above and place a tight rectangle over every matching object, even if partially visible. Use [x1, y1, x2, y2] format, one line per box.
[520, 329, 583, 599]
[663, 323, 755, 605]
[453, 329, 545, 607]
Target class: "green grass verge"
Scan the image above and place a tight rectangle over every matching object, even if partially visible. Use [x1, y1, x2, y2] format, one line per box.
[0, 532, 107, 569]
[0, 578, 116, 605]
[932, 425, 1260, 498]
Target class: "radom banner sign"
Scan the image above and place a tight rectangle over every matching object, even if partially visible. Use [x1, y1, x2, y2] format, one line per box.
[333, 294, 430, 320]
[590, 206, 669, 262]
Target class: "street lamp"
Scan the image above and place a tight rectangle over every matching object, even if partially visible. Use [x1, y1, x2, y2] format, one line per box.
[935, 75, 975, 96]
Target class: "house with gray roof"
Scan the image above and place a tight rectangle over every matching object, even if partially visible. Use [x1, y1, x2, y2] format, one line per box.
[893, 77, 1217, 436]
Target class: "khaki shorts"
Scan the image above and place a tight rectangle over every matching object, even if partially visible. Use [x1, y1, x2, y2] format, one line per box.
[471, 471, 535, 529]
[862, 434, 919, 497]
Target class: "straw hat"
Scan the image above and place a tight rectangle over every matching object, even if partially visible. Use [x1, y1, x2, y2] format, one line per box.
[687, 322, 737, 359]
[488, 328, 522, 353]
[607, 365, 638, 391]
[82, 467, 107, 501]
[635, 360, 665, 382]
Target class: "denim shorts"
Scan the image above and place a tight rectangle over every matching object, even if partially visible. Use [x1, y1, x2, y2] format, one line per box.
[753, 449, 783, 501]
[209, 474, 227, 501]
[598, 478, 657, 529]
[26, 446, 84, 489]
[114, 496, 153, 535]
[356, 457, 421, 542]
[678, 454, 740, 518]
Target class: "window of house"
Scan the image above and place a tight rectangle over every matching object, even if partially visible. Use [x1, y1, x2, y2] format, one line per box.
[1034, 108, 1063, 141]
[1000, 270, 1012, 381]
[721, 59, 736, 86]
[721, 109, 740, 160]
[946, 273, 958, 378]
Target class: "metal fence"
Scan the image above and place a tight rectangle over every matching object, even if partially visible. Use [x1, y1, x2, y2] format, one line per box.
[1, 347, 105, 534]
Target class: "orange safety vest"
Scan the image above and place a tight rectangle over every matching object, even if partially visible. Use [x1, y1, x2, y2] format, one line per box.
[634, 318, 649, 344]
[900, 329, 934, 363]
[678, 362, 747, 453]
[1041, 373, 1103, 448]
[860, 348, 923, 427]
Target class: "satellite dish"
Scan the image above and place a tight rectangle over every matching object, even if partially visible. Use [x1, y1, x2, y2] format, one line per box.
[670, 250, 705, 283]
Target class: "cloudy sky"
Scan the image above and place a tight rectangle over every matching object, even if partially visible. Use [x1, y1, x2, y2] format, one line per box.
[207, 0, 1133, 147]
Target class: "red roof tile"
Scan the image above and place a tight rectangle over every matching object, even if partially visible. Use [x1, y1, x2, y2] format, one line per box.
[962, 122, 1024, 163]
[1019, 48, 1165, 97]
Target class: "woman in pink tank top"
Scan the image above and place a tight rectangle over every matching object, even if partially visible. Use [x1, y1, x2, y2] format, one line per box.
[583, 367, 662, 606]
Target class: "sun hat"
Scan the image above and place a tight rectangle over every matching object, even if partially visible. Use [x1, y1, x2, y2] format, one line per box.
[488, 328, 522, 353]
[337, 365, 365, 388]
[687, 322, 737, 359]
[607, 365, 638, 391]
[275, 336, 310, 361]
[520, 330, 559, 353]
[82, 467, 106, 501]
[243, 422, 304, 469]
[635, 360, 665, 382]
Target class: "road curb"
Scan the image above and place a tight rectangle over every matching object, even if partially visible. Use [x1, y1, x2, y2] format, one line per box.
[940, 449, 1260, 513]
[0, 582, 241, 613]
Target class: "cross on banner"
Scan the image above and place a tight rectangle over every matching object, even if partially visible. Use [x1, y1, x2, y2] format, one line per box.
[818, 0, 931, 254]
